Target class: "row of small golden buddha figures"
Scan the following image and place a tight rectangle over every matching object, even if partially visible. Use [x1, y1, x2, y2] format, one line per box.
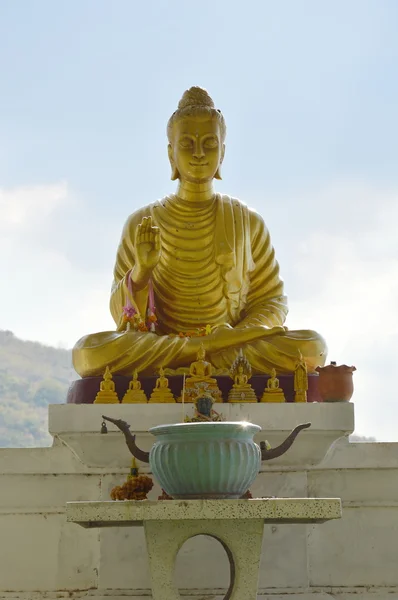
[94, 344, 309, 404]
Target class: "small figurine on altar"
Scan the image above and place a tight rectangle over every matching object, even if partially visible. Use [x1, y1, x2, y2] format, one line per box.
[122, 369, 148, 404]
[228, 350, 258, 403]
[110, 457, 154, 501]
[260, 368, 286, 403]
[185, 392, 224, 422]
[190, 343, 216, 381]
[148, 367, 176, 403]
[181, 344, 222, 403]
[294, 352, 308, 403]
[94, 366, 119, 404]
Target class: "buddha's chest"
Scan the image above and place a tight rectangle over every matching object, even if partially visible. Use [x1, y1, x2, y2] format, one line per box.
[152, 230, 225, 309]
[157, 226, 217, 269]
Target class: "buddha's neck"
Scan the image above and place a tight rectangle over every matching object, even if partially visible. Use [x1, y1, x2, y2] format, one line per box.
[176, 180, 215, 203]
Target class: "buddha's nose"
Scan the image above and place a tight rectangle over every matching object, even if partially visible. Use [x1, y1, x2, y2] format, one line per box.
[193, 141, 205, 159]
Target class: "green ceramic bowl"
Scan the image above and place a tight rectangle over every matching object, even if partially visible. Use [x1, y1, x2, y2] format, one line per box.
[149, 421, 261, 499]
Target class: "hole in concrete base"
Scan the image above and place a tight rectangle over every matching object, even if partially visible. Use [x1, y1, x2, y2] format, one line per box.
[174, 534, 234, 598]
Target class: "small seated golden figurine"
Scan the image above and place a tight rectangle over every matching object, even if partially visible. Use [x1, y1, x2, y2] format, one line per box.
[294, 353, 308, 403]
[260, 368, 286, 403]
[94, 366, 119, 404]
[228, 351, 258, 403]
[122, 369, 148, 403]
[148, 367, 176, 403]
[182, 344, 222, 403]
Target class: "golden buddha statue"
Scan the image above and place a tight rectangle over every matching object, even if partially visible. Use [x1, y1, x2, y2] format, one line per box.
[228, 351, 257, 403]
[122, 369, 148, 403]
[260, 368, 286, 403]
[182, 344, 222, 403]
[94, 366, 119, 404]
[73, 86, 327, 379]
[148, 367, 175, 403]
[294, 353, 308, 403]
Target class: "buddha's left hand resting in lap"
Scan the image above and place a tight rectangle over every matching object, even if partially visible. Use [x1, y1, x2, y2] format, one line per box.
[73, 86, 327, 377]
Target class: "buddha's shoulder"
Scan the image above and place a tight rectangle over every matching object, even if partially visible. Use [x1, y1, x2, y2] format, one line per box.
[219, 194, 267, 230]
[122, 199, 165, 231]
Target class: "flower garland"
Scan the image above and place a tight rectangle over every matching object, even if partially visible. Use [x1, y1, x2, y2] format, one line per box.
[122, 274, 214, 338]
[122, 274, 157, 332]
[168, 324, 213, 339]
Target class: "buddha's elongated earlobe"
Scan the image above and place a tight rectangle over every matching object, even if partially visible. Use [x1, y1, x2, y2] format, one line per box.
[214, 166, 222, 180]
[214, 144, 225, 180]
[171, 165, 180, 180]
[168, 143, 180, 180]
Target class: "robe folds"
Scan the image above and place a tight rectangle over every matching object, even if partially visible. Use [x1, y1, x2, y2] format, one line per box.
[73, 194, 326, 377]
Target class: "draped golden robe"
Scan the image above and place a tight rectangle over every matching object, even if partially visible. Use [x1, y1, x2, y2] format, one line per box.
[73, 194, 326, 377]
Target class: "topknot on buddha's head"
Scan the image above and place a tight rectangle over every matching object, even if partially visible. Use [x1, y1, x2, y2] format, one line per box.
[167, 86, 226, 143]
[177, 86, 215, 110]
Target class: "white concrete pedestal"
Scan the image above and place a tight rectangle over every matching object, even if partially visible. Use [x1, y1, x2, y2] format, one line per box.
[145, 518, 263, 600]
[50, 403, 355, 469]
[67, 498, 341, 600]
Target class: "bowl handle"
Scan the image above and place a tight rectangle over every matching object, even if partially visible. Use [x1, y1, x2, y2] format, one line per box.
[102, 415, 150, 463]
[260, 423, 311, 460]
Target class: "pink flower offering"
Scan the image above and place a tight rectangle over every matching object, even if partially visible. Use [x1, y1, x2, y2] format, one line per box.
[123, 306, 137, 318]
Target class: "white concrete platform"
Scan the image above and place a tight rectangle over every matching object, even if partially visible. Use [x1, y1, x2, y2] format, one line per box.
[51, 402, 355, 468]
[67, 498, 341, 600]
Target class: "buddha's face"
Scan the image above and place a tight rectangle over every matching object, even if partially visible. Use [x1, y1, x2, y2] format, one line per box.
[169, 116, 224, 184]
[238, 365, 244, 374]
[198, 348, 205, 360]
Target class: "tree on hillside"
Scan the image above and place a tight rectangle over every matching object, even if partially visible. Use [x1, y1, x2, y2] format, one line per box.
[0, 330, 74, 447]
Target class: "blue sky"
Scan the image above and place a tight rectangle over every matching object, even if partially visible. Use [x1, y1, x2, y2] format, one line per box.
[1, 0, 397, 440]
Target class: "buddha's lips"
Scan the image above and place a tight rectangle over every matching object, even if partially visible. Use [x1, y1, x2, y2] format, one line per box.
[189, 162, 209, 167]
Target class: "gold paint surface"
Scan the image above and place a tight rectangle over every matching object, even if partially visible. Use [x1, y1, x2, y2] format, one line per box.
[73, 87, 326, 378]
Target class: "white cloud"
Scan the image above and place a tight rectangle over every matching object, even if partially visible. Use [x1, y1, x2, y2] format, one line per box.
[284, 181, 398, 441]
[0, 183, 115, 349]
[287, 234, 398, 440]
[0, 182, 68, 231]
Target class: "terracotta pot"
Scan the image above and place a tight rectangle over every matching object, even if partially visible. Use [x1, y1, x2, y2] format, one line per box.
[315, 362, 356, 402]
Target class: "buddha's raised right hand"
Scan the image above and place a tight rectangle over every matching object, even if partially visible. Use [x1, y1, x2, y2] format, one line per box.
[131, 216, 161, 288]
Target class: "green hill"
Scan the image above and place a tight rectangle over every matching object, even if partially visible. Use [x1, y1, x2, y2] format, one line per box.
[0, 330, 75, 447]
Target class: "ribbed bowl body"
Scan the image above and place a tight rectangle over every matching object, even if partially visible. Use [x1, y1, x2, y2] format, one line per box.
[149, 421, 261, 499]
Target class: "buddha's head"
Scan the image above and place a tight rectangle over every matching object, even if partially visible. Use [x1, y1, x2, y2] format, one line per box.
[167, 86, 226, 184]
[197, 343, 206, 360]
[238, 365, 244, 375]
